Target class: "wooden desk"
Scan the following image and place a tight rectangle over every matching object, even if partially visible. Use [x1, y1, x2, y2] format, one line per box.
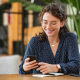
[0, 74, 80, 80]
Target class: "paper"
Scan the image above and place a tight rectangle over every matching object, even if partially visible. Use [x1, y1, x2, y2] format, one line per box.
[32, 74, 54, 77]
[48, 72, 64, 76]
[32, 73, 64, 77]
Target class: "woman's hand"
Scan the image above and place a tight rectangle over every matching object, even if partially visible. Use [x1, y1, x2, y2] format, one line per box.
[23, 58, 38, 72]
[36, 62, 59, 74]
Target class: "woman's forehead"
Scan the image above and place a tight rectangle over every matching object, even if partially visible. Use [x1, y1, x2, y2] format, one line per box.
[43, 12, 60, 21]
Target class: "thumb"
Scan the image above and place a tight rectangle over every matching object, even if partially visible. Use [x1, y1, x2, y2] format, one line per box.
[25, 58, 30, 62]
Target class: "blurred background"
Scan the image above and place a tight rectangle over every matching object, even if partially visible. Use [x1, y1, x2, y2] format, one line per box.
[0, 0, 80, 58]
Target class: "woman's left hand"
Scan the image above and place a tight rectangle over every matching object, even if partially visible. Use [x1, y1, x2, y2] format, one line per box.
[36, 62, 58, 74]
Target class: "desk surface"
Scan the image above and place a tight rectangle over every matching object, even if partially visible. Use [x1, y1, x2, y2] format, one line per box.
[0, 74, 80, 80]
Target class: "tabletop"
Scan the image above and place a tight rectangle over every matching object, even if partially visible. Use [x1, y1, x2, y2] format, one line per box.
[0, 74, 80, 80]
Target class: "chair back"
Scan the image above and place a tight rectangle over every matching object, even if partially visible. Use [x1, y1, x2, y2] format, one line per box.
[0, 55, 21, 74]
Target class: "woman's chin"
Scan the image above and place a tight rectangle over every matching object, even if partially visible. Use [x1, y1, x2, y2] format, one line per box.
[46, 34, 54, 37]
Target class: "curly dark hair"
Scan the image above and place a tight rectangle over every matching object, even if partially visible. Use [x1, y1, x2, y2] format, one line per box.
[36, 3, 69, 41]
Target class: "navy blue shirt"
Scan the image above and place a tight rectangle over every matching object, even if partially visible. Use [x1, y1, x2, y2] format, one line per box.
[19, 32, 80, 75]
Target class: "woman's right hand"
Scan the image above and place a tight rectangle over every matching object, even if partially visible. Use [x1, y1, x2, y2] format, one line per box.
[23, 58, 38, 72]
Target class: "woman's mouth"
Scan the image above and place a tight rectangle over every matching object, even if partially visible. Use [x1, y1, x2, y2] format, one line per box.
[46, 30, 54, 33]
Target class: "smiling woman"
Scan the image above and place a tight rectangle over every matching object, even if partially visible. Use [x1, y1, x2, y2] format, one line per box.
[38, 3, 69, 41]
[42, 12, 65, 38]
[19, 3, 80, 75]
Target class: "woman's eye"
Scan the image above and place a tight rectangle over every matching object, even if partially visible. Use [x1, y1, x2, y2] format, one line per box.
[51, 23, 56, 25]
[43, 22, 47, 24]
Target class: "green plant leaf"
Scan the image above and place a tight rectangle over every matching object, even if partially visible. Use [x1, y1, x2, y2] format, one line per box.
[60, 0, 80, 10]
[22, 2, 30, 7]
[7, 0, 22, 3]
[60, 0, 80, 44]
[25, 4, 43, 12]
[42, 0, 52, 5]
[60, 0, 69, 4]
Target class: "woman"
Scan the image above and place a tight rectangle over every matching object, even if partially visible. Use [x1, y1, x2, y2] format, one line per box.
[19, 3, 80, 75]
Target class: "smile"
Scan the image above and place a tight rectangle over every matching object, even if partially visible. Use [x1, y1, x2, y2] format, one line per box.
[46, 30, 54, 33]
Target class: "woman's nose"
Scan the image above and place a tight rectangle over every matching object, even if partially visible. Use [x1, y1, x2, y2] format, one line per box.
[46, 23, 51, 29]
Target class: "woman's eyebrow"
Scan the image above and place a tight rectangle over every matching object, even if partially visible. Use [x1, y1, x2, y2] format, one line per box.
[43, 20, 47, 21]
[43, 19, 57, 22]
[51, 21, 57, 22]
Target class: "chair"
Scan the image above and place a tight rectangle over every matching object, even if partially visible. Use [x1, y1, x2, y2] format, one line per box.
[0, 55, 21, 74]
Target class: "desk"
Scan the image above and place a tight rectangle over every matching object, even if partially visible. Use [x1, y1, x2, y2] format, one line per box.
[0, 74, 80, 80]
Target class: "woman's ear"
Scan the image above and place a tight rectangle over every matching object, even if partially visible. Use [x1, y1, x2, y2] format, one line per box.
[60, 21, 65, 27]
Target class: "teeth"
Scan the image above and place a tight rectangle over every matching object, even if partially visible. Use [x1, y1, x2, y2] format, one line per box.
[45, 29, 54, 32]
[48, 30, 54, 32]
[47, 30, 54, 32]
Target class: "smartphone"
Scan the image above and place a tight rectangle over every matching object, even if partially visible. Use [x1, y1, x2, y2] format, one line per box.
[27, 55, 40, 68]
[27, 55, 38, 62]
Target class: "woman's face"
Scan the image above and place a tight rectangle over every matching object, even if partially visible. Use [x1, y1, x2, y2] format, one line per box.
[42, 12, 64, 38]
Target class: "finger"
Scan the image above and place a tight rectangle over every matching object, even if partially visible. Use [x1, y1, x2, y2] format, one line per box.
[25, 60, 37, 65]
[23, 62, 38, 71]
[40, 69, 47, 73]
[40, 67, 49, 74]
[26, 62, 38, 67]
[30, 65, 38, 69]
[37, 65, 46, 71]
[42, 70, 48, 74]
[25, 58, 30, 62]
[27, 63, 38, 70]
[38, 62, 47, 66]
[29, 60, 37, 65]
[40, 67, 48, 72]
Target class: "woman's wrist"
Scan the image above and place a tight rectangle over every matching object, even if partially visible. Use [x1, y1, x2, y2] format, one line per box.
[55, 64, 59, 72]
[52, 64, 59, 72]
[56, 64, 61, 73]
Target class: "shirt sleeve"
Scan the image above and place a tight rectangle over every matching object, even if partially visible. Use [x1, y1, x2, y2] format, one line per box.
[60, 34, 80, 75]
[19, 37, 36, 74]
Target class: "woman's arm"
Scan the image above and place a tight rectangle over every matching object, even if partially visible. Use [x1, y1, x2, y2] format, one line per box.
[60, 34, 80, 75]
[19, 37, 37, 74]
